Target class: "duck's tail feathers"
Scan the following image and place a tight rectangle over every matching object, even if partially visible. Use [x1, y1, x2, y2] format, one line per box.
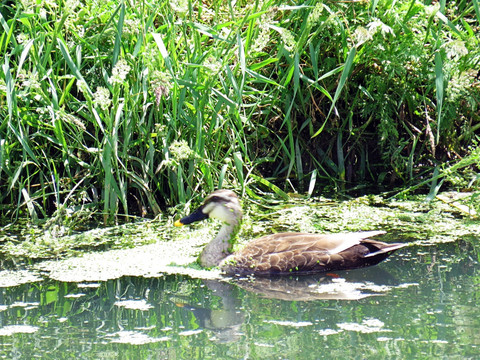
[364, 243, 407, 258]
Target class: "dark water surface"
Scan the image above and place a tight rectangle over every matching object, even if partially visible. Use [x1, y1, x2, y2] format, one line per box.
[0, 239, 479, 359]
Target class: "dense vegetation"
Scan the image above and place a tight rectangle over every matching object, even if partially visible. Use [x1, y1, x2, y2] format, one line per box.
[0, 0, 479, 225]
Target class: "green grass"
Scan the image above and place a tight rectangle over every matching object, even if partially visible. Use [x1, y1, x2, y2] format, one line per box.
[0, 0, 479, 225]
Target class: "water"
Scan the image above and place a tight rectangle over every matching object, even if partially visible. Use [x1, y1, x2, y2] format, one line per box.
[0, 239, 479, 359]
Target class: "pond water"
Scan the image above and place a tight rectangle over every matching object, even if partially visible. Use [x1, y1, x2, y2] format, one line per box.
[0, 237, 479, 359]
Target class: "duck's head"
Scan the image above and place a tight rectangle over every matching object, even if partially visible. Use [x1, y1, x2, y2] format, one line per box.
[174, 189, 242, 227]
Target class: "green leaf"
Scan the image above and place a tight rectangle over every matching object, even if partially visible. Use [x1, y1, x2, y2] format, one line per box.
[56, 38, 92, 97]
[434, 52, 444, 144]
[250, 174, 289, 200]
[313, 47, 356, 138]
[112, 2, 125, 65]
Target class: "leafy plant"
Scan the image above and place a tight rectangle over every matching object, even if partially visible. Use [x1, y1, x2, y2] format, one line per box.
[0, 0, 478, 225]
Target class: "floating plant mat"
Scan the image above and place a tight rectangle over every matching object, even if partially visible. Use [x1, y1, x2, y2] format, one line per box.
[1, 221, 223, 285]
[35, 232, 223, 282]
[0, 193, 478, 285]
[0, 269, 43, 287]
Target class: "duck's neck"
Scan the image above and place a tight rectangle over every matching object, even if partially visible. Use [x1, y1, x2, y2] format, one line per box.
[199, 221, 240, 268]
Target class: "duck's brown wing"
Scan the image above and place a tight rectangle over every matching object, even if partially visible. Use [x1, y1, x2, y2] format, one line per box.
[220, 231, 405, 276]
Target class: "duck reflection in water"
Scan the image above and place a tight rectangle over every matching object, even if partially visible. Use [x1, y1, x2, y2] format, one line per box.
[174, 267, 405, 343]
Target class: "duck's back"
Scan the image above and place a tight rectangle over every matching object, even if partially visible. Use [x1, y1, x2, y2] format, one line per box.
[220, 231, 404, 276]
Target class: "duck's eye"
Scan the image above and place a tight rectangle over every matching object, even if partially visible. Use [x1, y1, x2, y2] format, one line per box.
[207, 195, 222, 203]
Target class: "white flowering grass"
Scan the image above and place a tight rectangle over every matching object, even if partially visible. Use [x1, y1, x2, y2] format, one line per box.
[93, 87, 112, 111]
[169, 140, 195, 161]
[109, 59, 131, 86]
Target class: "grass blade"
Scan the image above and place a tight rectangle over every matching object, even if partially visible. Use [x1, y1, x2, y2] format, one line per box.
[218, 164, 228, 189]
[434, 52, 444, 144]
[250, 174, 289, 200]
[473, 0, 480, 23]
[233, 152, 245, 190]
[308, 169, 317, 198]
[112, 2, 125, 66]
[313, 47, 356, 137]
[56, 38, 92, 97]
[152, 33, 173, 72]
[426, 167, 444, 202]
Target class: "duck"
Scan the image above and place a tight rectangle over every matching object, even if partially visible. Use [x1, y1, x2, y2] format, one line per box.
[174, 189, 406, 276]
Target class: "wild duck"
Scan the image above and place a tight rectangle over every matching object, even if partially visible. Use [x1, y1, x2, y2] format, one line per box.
[174, 189, 406, 276]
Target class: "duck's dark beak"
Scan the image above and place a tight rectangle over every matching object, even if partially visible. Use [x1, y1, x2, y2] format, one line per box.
[174, 206, 208, 227]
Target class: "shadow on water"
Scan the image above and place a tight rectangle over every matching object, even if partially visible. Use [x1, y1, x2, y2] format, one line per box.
[0, 239, 479, 359]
